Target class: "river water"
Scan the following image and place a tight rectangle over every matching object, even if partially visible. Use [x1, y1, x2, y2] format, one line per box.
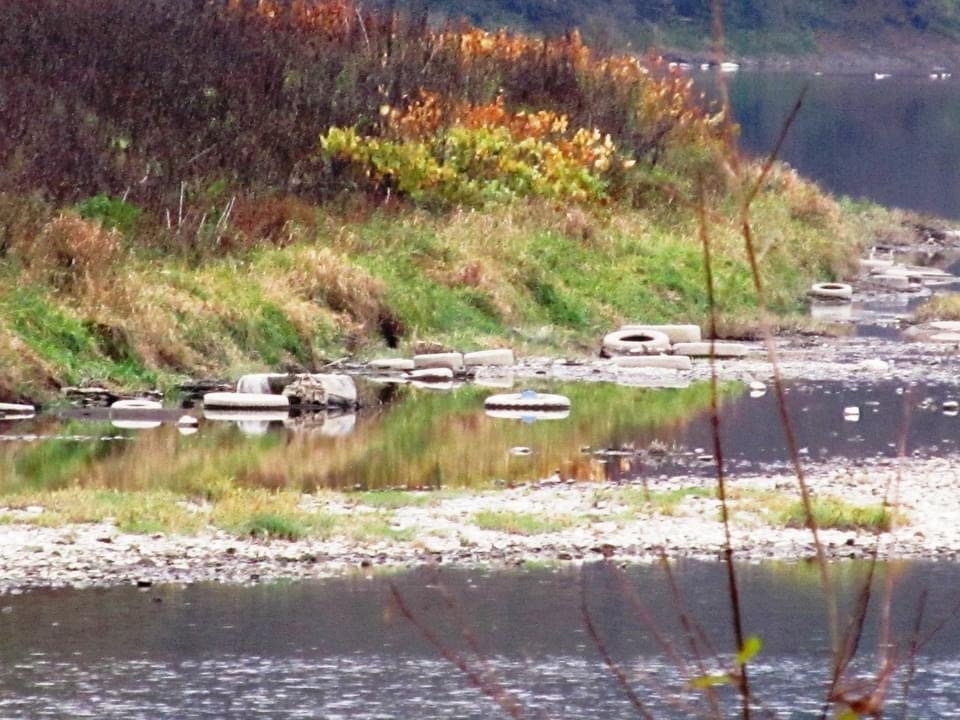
[718, 71, 960, 220]
[3, 378, 960, 491]
[2, 561, 960, 718]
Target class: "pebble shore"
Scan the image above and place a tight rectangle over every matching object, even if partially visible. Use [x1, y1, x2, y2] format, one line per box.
[2, 453, 959, 593]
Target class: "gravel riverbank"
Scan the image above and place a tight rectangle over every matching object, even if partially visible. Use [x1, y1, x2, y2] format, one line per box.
[2, 452, 959, 593]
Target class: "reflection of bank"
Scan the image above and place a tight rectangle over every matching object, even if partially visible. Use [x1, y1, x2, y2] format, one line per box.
[203, 409, 290, 436]
[201, 408, 358, 437]
[0, 402, 36, 421]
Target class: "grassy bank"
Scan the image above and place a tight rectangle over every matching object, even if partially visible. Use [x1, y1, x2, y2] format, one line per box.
[0, 0, 878, 402]
[0, 185, 868, 402]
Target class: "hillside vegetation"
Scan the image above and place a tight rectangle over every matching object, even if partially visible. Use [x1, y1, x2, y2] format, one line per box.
[0, 0, 867, 401]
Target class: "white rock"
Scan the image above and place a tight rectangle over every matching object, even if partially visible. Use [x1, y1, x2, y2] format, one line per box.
[610, 354, 692, 371]
[463, 349, 515, 367]
[929, 333, 960, 343]
[672, 342, 750, 358]
[236, 373, 289, 394]
[409, 367, 454, 381]
[930, 321, 960, 332]
[413, 352, 464, 371]
[368, 358, 416, 371]
[282, 374, 357, 408]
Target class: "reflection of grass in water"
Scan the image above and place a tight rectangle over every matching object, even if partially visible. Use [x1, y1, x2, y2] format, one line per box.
[5, 421, 123, 492]
[267, 380, 733, 491]
[0, 381, 736, 499]
[0, 421, 285, 496]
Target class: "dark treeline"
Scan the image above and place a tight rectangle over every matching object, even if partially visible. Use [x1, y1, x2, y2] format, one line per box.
[416, 0, 960, 55]
[0, 0, 708, 210]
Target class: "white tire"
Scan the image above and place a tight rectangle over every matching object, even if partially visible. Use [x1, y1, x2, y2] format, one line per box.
[619, 324, 702, 343]
[809, 282, 853, 301]
[601, 329, 671, 356]
[0, 402, 36, 420]
[368, 358, 416, 371]
[484, 390, 571, 410]
[672, 342, 750, 358]
[110, 398, 163, 410]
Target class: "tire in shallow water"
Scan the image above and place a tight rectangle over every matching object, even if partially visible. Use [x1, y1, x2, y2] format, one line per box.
[809, 282, 853, 301]
[601, 329, 671, 356]
[483, 390, 571, 411]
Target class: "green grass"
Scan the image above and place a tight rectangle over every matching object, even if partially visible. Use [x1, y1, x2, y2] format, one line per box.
[916, 295, 960, 323]
[779, 497, 899, 533]
[13, 489, 205, 535]
[0, 181, 873, 401]
[472, 510, 577, 536]
[235, 514, 311, 541]
[617, 486, 715, 516]
[346, 514, 416, 542]
[357, 490, 436, 509]
[0, 287, 155, 387]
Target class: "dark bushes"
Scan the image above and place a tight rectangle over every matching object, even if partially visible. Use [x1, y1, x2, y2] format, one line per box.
[0, 0, 721, 211]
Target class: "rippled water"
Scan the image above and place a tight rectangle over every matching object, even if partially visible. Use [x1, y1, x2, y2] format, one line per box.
[2, 561, 960, 718]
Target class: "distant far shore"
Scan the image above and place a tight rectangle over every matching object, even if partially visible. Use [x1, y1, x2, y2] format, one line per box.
[661, 30, 960, 76]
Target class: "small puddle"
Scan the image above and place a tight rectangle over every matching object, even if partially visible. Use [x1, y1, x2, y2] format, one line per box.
[1, 378, 957, 491]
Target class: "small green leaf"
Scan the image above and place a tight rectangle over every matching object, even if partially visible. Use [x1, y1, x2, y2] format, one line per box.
[736, 635, 763, 665]
[689, 674, 731, 689]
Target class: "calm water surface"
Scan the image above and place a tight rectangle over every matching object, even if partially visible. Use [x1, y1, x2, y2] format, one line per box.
[710, 71, 960, 220]
[2, 379, 960, 490]
[1, 561, 959, 718]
